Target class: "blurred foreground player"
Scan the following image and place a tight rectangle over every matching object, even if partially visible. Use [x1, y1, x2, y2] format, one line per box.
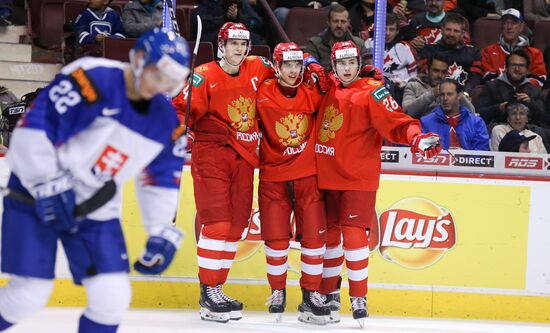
[0, 28, 190, 333]
[315, 41, 441, 328]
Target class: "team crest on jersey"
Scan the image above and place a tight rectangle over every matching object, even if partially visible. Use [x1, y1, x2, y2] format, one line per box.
[318, 105, 343, 142]
[91, 145, 129, 181]
[447, 62, 468, 86]
[228, 96, 255, 132]
[275, 113, 308, 147]
[192, 73, 205, 87]
[70, 68, 100, 103]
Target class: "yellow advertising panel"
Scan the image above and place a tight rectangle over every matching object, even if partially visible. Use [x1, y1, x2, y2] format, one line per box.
[122, 170, 530, 291]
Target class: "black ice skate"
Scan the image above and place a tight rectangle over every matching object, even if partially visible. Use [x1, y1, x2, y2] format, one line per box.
[297, 289, 331, 325]
[199, 284, 231, 323]
[324, 289, 341, 323]
[217, 285, 243, 320]
[265, 289, 286, 322]
[350, 296, 369, 328]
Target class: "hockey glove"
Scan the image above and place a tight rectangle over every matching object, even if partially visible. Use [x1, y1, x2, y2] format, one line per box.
[31, 173, 78, 233]
[411, 132, 442, 159]
[134, 226, 184, 275]
[303, 55, 331, 94]
[359, 65, 384, 81]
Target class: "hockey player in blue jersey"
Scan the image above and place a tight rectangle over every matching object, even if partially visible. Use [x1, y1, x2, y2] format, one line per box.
[0, 28, 190, 332]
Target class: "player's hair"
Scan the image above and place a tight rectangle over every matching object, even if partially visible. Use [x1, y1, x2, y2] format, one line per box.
[386, 13, 399, 28]
[428, 55, 449, 68]
[442, 12, 467, 31]
[328, 3, 347, 21]
[505, 49, 531, 68]
[440, 78, 464, 93]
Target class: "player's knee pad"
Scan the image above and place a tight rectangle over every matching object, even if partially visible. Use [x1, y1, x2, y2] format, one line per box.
[201, 221, 231, 240]
[0, 276, 53, 323]
[82, 273, 131, 326]
[326, 225, 342, 248]
[342, 225, 368, 249]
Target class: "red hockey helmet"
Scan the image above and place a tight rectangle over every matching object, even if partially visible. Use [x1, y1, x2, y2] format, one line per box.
[272, 42, 303, 64]
[331, 41, 361, 83]
[217, 22, 251, 64]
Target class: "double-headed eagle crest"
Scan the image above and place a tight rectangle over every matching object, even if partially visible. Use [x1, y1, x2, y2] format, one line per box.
[275, 114, 308, 147]
[318, 105, 343, 142]
[228, 96, 255, 132]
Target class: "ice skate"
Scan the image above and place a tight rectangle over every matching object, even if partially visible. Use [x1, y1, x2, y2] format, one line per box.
[297, 289, 330, 325]
[351, 296, 369, 328]
[265, 289, 286, 322]
[217, 285, 243, 320]
[324, 289, 341, 323]
[199, 284, 231, 323]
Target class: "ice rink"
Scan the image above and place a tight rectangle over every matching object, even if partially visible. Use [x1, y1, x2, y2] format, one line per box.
[6, 308, 550, 333]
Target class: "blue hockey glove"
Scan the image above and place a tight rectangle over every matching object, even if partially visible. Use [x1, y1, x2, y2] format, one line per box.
[31, 173, 77, 233]
[134, 226, 184, 275]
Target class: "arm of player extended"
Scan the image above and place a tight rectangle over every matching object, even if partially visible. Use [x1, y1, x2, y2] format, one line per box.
[135, 136, 186, 235]
[7, 73, 90, 195]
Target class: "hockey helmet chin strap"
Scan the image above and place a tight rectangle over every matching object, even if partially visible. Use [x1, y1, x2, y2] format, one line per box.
[275, 50, 305, 89]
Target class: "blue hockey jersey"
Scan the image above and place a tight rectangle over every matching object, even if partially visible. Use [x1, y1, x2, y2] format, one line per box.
[75, 7, 125, 45]
[7, 57, 185, 232]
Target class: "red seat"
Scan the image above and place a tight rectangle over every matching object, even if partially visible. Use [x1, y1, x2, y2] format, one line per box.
[33, 0, 65, 48]
[64, 1, 87, 22]
[176, 0, 197, 5]
[532, 21, 550, 51]
[176, 6, 195, 40]
[250, 44, 271, 59]
[102, 37, 136, 62]
[284, 7, 327, 48]
[189, 41, 214, 66]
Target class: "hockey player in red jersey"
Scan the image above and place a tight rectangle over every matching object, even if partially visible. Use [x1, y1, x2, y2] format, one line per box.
[315, 41, 441, 328]
[172, 22, 273, 323]
[257, 42, 331, 324]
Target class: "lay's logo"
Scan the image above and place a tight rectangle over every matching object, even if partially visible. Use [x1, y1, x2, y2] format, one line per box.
[375, 198, 456, 269]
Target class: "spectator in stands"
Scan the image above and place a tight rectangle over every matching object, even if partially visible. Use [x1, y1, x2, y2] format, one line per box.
[421, 78, 489, 150]
[524, 0, 550, 24]
[481, 8, 546, 87]
[193, 0, 265, 50]
[365, 13, 417, 88]
[406, 0, 448, 51]
[122, 0, 163, 38]
[490, 103, 547, 153]
[341, 0, 393, 38]
[305, 4, 366, 71]
[273, 0, 330, 28]
[498, 129, 539, 152]
[418, 12, 482, 93]
[0, 0, 12, 25]
[476, 49, 549, 127]
[403, 56, 475, 118]
[0, 85, 17, 114]
[75, 0, 125, 48]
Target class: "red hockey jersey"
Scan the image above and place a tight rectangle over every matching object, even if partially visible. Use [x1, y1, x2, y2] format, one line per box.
[173, 56, 273, 167]
[257, 79, 322, 182]
[315, 77, 421, 191]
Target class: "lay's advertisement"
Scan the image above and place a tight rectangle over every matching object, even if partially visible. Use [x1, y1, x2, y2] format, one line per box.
[122, 168, 531, 291]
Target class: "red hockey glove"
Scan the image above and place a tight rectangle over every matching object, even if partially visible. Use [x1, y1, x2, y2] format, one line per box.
[411, 132, 442, 159]
[303, 55, 331, 94]
[359, 65, 384, 81]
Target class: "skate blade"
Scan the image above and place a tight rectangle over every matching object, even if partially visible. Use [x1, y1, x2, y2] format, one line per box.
[200, 308, 230, 323]
[274, 313, 283, 323]
[328, 311, 340, 324]
[356, 317, 366, 329]
[297, 312, 328, 325]
[229, 310, 242, 320]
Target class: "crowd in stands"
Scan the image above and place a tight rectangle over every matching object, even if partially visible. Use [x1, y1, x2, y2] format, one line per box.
[1, 0, 550, 155]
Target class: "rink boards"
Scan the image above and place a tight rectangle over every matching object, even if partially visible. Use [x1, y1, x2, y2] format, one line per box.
[1, 151, 550, 322]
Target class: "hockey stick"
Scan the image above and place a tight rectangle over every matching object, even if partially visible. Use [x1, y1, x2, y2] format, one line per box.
[181, 15, 203, 136]
[1, 180, 117, 218]
[163, 0, 180, 36]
